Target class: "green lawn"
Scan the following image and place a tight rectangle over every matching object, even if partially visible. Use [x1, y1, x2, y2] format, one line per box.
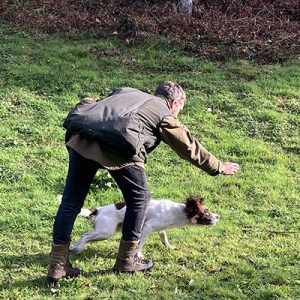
[0, 24, 299, 299]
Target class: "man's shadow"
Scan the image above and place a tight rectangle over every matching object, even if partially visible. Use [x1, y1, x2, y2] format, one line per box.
[0, 249, 116, 291]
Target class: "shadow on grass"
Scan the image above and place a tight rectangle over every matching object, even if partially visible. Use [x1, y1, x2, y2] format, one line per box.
[0, 252, 114, 294]
[0, 270, 114, 297]
[1, 247, 116, 269]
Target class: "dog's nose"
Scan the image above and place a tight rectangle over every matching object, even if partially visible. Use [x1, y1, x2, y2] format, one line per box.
[211, 214, 220, 223]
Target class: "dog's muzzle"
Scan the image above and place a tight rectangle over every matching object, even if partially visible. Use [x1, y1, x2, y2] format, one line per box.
[210, 214, 220, 225]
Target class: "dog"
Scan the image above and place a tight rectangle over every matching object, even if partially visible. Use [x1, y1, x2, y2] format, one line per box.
[68, 195, 220, 258]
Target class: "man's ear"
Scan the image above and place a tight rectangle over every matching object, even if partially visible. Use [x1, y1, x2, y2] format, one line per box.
[168, 99, 176, 109]
[168, 100, 176, 116]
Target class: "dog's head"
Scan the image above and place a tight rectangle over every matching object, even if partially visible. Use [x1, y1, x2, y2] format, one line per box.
[184, 195, 219, 226]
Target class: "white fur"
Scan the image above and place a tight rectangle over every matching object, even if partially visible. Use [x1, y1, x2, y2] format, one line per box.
[67, 198, 219, 258]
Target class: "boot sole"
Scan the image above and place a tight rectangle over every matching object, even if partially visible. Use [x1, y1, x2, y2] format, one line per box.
[46, 271, 83, 286]
[113, 263, 154, 274]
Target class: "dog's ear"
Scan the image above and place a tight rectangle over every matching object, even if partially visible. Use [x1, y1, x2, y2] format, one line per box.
[185, 196, 200, 217]
[198, 196, 204, 204]
[185, 195, 204, 206]
[185, 196, 205, 224]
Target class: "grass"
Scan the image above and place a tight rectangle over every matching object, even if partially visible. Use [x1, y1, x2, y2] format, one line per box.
[0, 24, 299, 299]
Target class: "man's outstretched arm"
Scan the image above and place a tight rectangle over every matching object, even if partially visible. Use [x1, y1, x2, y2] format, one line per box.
[160, 116, 239, 176]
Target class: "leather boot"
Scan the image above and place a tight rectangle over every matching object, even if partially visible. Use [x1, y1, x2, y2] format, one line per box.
[113, 239, 153, 273]
[47, 243, 82, 284]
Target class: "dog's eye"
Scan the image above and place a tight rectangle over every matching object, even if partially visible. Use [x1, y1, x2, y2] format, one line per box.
[204, 212, 211, 219]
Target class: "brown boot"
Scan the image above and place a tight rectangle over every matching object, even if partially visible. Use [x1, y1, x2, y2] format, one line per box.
[113, 239, 153, 273]
[47, 243, 82, 284]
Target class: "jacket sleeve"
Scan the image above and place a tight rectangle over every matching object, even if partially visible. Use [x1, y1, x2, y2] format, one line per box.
[159, 116, 223, 176]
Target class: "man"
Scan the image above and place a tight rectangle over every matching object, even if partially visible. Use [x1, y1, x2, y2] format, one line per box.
[47, 81, 239, 283]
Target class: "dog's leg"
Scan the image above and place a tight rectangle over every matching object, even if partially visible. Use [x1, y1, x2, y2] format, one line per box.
[71, 231, 115, 253]
[158, 230, 175, 249]
[135, 224, 154, 259]
[70, 231, 106, 254]
[70, 224, 117, 254]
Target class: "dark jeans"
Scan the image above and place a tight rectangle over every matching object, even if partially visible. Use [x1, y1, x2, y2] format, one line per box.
[53, 148, 151, 244]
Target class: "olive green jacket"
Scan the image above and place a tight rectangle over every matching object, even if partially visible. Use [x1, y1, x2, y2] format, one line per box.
[67, 116, 223, 175]
[64, 88, 170, 163]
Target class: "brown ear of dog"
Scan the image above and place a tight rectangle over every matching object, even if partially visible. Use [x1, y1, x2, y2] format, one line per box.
[184, 195, 205, 224]
[114, 202, 126, 210]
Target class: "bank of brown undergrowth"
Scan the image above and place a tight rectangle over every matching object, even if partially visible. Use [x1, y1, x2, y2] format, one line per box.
[1, 0, 299, 62]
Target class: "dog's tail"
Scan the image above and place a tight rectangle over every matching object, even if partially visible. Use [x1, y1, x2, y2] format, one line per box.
[79, 208, 98, 217]
[56, 195, 98, 218]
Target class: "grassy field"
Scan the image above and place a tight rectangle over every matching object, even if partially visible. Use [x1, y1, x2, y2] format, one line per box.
[0, 24, 299, 299]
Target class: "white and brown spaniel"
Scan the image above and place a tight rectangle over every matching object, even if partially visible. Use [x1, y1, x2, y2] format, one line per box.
[69, 195, 219, 257]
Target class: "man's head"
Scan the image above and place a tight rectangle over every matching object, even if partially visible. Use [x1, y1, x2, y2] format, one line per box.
[155, 81, 186, 118]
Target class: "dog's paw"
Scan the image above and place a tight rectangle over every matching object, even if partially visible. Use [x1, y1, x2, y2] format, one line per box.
[163, 242, 176, 250]
[166, 244, 178, 250]
[69, 245, 84, 254]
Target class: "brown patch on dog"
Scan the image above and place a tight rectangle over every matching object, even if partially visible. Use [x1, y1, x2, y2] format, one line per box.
[89, 208, 98, 216]
[115, 202, 126, 210]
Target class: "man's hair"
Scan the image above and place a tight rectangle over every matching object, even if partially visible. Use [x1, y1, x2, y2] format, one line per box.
[154, 81, 186, 103]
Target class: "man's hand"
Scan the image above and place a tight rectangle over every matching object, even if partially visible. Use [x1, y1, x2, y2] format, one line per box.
[220, 162, 239, 175]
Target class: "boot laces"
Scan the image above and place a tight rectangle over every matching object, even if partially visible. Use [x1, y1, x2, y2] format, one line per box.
[134, 254, 148, 264]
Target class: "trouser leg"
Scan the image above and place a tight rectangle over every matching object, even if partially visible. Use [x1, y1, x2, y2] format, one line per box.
[109, 165, 151, 241]
[52, 148, 101, 244]
[109, 165, 153, 273]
